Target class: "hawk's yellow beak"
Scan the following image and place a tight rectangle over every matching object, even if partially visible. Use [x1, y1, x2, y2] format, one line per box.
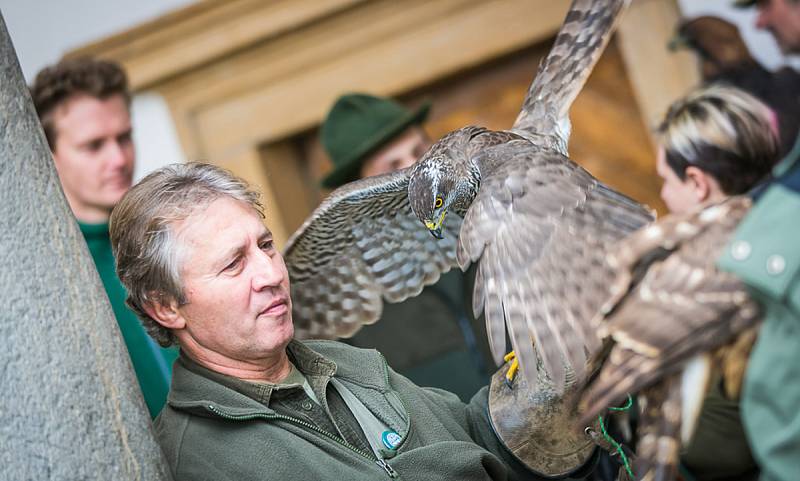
[424, 209, 447, 239]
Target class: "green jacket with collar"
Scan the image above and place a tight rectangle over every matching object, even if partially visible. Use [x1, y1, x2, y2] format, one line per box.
[155, 340, 580, 481]
[718, 150, 800, 481]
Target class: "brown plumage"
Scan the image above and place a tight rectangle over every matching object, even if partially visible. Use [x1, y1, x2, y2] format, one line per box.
[284, 0, 653, 393]
[579, 196, 762, 481]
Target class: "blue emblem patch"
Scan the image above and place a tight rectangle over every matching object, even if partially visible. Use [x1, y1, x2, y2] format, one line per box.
[381, 430, 402, 450]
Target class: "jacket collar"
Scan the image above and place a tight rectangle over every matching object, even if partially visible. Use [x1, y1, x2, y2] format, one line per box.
[166, 340, 390, 417]
[306, 340, 392, 391]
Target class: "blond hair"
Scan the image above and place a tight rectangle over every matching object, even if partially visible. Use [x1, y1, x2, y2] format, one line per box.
[658, 84, 779, 194]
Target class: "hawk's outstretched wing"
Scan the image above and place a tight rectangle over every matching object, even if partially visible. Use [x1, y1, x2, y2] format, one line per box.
[286, 0, 637, 393]
[457, 141, 654, 389]
[512, 0, 630, 151]
[284, 169, 461, 340]
[579, 197, 761, 481]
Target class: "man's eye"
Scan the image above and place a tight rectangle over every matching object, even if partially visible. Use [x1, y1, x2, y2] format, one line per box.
[224, 257, 242, 271]
[118, 131, 133, 145]
[85, 140, 104, 153]
[259, 240, 274, 252]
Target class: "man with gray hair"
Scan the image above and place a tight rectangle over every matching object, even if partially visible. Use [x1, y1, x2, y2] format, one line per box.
[109, 162, 598, 481]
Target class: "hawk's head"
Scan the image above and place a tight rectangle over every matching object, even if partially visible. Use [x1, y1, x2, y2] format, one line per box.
[408, 126, 485, 238]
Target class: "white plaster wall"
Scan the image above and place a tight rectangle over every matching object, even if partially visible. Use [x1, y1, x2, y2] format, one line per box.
[1, 0, 195, 81]
[0, 0, 194, 179]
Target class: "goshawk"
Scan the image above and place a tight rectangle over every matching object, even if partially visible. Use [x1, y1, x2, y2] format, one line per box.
[285, 0, 653, 392]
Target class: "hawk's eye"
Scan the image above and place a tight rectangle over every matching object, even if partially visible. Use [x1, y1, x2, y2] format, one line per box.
[435, 196, 443, 209]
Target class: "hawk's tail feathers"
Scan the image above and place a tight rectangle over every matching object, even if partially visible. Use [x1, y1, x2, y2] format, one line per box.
[635, 376, 682, 481]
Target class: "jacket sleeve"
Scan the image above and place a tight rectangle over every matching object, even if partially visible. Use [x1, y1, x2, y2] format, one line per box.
[718, 184, 800, 481]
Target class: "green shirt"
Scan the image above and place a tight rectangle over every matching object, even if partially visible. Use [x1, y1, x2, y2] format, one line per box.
[80, 222, 179, 418]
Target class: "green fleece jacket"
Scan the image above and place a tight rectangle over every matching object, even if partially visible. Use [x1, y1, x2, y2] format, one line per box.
[155, 340, 586, 481]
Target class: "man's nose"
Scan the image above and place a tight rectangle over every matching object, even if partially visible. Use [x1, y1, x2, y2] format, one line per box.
[755, 10, 769, 30]
[251, 251, 285, 290]
[106, 141, 131, 169]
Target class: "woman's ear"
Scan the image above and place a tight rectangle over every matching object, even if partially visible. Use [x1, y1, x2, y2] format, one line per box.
[684, 166, 712, 203]
[142, 295, 185, 330]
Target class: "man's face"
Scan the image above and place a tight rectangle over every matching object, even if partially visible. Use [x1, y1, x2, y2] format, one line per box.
[51, 93, 134, 223]
[359, 126, 430, 178]
[171, 197, 294, 364]
[656, 148, 699, 214]
[755, 0, 800, 53]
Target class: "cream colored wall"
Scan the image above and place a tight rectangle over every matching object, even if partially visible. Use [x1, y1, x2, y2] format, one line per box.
[11, 0, 769, 243]
[2, 0, 782, 207]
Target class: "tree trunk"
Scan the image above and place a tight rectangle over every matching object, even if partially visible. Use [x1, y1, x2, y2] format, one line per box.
[0, 13, 171, 481]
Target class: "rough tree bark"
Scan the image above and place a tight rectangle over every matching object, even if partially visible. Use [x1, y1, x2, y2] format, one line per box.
[0, 12, 171, 481]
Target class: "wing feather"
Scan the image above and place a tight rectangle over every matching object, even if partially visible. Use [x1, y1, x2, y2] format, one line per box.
[580, 197, 761, 425]
[284, 169, 460, 339]
[512, 0, 631, 150]
[460, 143, 653, 390]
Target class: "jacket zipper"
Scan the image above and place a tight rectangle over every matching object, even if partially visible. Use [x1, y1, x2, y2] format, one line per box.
[207, 405, 398, 478]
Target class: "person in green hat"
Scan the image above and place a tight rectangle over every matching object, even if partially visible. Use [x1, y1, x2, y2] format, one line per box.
[30, 57, 178, 418]
[719, 2, 800, 480]
[319, 93, 495, 401]
[321, 93, 431, 187]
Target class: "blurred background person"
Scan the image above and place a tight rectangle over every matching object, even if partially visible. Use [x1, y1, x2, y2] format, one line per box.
[656, 84, 780, 214]
[318, 93, 495, 401]
[718, 2, 800, 480]
[654, 83, 780, 481]
[30, 57, 178, 418]
[672, 15, 800, 156]
[737, 0, 800, 53]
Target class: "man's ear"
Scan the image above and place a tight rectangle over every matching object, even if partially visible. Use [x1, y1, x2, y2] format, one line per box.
[142, 295, 186, 330]
[684, 166, 712, 203]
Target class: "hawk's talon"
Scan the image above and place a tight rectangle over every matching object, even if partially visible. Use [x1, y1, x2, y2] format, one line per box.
[503, 351, 519, 387]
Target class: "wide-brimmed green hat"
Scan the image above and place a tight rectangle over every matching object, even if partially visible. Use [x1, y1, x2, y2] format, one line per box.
[321, 93, 430, 189]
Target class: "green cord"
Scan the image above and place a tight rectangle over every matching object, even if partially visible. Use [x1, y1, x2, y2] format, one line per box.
[608, 394, 633, 412]
[598, 394, 634, 479]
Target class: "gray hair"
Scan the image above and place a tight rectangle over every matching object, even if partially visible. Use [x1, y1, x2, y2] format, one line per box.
[657, 84, 779, 195]
[109, 162, 264, 347]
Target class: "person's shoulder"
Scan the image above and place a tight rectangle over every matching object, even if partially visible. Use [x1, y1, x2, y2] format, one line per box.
[773, 66, 800, 85]
[153, 406, 193, 472]
[718, 186, 800, 301]
[154, 406, 246, 481]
